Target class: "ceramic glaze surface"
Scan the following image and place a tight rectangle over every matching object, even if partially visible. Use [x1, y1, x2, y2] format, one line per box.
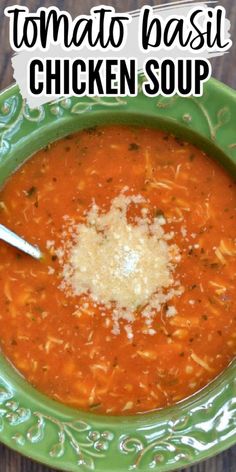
[0, 79, 235, 471]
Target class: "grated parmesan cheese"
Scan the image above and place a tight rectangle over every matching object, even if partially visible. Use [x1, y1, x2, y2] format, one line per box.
[58, 191, 184, 337]
[166, 306, 177, 317]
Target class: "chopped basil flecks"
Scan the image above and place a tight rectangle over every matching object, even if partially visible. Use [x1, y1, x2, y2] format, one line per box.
[129, 142, 140, 151]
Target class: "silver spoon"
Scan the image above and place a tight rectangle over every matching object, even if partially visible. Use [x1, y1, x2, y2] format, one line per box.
[0, 224, 42, 260]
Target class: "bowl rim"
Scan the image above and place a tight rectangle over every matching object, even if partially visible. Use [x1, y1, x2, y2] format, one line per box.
[0, 78, 235, 472]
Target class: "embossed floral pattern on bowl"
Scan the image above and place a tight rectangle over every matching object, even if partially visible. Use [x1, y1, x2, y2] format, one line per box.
[0, 79, 235, 471]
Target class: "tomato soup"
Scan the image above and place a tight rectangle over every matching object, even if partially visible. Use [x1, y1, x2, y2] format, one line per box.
[0, 125, 235, 415]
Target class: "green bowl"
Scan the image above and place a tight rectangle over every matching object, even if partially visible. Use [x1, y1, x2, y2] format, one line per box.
[0, 79, 235, 472]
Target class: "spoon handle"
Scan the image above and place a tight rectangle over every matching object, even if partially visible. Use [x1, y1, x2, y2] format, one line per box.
[0, 224, 42, 260]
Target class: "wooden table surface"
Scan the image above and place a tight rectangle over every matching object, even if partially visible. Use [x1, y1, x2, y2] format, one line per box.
[0, 0, 235, 471]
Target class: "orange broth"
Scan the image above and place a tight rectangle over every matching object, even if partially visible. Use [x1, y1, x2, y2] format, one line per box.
[0, 125, 235, 415]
